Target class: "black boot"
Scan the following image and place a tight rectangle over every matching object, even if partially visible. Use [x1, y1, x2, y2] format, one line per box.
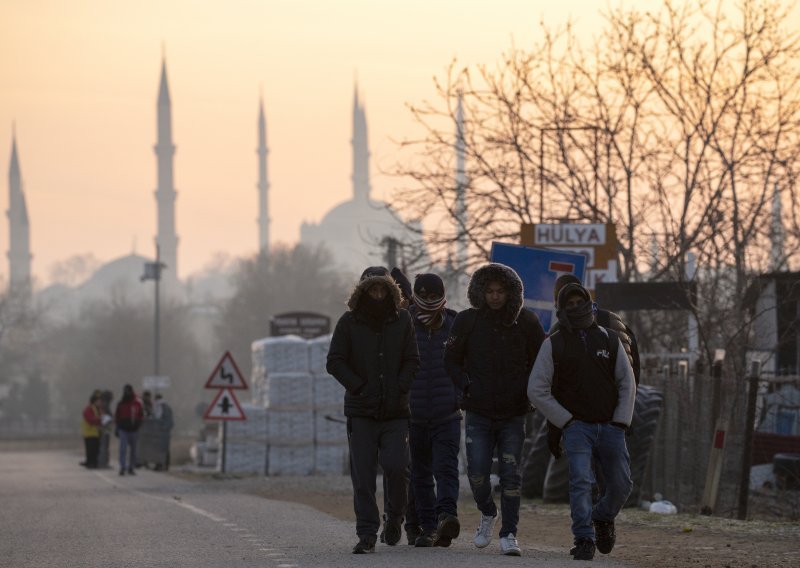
[414, 529, 437, 547]
[433, 513, 460, 547]
[593, 519, 616, 554]
[352, 535, 377, 554]
[571, 538, 595, 561]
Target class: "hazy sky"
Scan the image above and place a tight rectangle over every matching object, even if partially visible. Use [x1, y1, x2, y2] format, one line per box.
[2, 1, 796, 286]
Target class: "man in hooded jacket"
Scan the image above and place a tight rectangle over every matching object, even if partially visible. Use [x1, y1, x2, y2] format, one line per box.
[327, 266, 420, 554]
[444, 263, 545, 556]
[528, 282, 635, 561]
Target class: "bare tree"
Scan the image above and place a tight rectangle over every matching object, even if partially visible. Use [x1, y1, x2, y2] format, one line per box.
[393, 0, 800, 370]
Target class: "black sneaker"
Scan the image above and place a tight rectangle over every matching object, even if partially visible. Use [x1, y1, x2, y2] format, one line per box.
[414, 529, 436, 547]
[406, 525, 421, 545]
[383, 517, 402, 546]
[352, 535, 377, 554]
[119, 468, 125, 476]
[127, 468, 136, 476]
[571, 538, 595, 561]
[433, 513, 460, 547]
[593, 519, 616, 554]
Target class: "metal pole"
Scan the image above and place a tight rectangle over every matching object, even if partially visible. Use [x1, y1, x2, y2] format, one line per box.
[155, 244, 161, 377]
[221, 421, 227, 473]
[539, 129, 545, 223]
[737, 362, 761, 520]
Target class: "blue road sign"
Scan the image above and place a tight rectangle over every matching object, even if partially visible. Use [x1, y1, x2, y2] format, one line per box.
[490, 242, 588, 332]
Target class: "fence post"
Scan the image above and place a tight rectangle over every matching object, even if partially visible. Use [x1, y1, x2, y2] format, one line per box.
[700, 418, 729, 515]
[736, 361, 761, 520]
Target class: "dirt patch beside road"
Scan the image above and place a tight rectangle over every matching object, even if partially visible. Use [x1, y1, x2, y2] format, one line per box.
[173, 471, 799, 567]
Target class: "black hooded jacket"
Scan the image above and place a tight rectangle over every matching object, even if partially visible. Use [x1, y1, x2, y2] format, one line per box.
[444, 263, 545, 419]
[326, 273, 420, 420]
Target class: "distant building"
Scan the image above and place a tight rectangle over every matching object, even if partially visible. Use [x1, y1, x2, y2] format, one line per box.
[300, 85, 420, 277]
[155, 58, 179, 289]
[6, 127, 32, 300]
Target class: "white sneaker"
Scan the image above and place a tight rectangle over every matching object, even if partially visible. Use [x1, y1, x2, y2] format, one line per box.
[500, 533, 521, 556]
[473, 513, 497, 548]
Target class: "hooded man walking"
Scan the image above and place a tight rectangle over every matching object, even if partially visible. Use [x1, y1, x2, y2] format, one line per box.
[528, 282, 636, 561]
[327, 266, 420, 554]
[407, 273, 461, 547]
[445, 263, 545, 556]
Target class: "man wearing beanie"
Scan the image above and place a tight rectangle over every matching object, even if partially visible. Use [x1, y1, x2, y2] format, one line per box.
[444, 263, 545, 556]
[406, 273, 462, 547]
[327, 266, 420, 554]
[528, 282, 636, 561]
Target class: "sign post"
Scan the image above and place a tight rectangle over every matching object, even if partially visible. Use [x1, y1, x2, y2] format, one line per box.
[520, 222, 618, 290]
[204, 352, 248, 473]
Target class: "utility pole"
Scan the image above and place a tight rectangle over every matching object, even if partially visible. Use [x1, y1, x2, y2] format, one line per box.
[141, 242, 167, 377]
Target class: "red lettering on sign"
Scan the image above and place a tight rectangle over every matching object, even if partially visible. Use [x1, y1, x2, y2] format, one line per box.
[549, 261, 574, 273]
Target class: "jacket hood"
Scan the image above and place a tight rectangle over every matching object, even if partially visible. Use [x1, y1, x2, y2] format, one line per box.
[346, 274, 404, 312]
[467, 263, 524, 325]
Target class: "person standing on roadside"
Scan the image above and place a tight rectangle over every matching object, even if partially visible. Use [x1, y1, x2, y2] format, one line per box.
[80, 390, 103, 469]
[528, 282, 635, 561]
[407, 273, 462, 548]
[97, 390, 114, 469]
[327, 266, 420, 554]
[115, 384, 145, 476]
[445, 263, 545, 557]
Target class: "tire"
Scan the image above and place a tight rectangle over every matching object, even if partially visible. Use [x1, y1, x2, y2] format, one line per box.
[625, 384, 664, 506]
[542, 454, 570, 503]
[521, 413, 551, 498]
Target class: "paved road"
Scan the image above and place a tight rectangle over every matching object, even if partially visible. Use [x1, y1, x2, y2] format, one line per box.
[1, 450, 630, 567]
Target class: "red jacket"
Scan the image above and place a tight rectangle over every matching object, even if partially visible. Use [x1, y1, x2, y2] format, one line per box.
[115, 398, 144, 432]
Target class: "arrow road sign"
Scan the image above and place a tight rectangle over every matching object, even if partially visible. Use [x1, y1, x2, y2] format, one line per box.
[203, 388, 246, 421]
[204, 351, 248, 390]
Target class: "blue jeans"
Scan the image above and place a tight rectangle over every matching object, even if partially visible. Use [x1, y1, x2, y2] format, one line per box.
[563, 421, 633, 542]
[464, 411, 525, 537]
[118, 430, 139, 471]
[410, 419, 462, 531]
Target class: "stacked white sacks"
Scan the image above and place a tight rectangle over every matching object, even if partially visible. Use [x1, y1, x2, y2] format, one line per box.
[217, 404, 268, 474]
[310, 334, 348, 475]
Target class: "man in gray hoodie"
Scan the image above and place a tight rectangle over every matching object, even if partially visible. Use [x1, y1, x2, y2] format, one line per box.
[527, 282, 635, 561]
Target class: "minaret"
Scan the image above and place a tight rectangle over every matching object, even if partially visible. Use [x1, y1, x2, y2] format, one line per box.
[154, 58, 179, 281]
[455, 92, 468, 272]
[352, 83, 371, 202]
[257, 95, 270, 253]
[770, 181, 785, 271]
[7, 127, 32, 298]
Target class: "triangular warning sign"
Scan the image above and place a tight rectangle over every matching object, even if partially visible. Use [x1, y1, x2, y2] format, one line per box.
[203, 388, 246, 421]
[205, 351, 248, 390]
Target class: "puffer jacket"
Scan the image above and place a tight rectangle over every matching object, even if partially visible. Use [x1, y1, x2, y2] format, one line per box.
[409, 305, 461, 424]
[327, 273, 420, 420]
[445, 263, 545, 420]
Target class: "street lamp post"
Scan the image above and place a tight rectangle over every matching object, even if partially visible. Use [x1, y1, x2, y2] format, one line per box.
[141, 243, 167, 377]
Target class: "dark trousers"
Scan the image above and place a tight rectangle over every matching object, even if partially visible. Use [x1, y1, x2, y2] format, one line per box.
[464, 411, 525, 537]
[348, 417, 410, 537]
[410, 418, 462, 531]
[83, 436, 100, 468]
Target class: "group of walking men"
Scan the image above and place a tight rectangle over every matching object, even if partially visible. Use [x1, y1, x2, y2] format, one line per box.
[327, 263, 636, 561]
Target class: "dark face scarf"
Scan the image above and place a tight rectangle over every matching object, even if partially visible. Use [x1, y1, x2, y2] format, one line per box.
[359, 293, 394, 329]
[556, 299, 595, 332]
[412, 293, 447, 330]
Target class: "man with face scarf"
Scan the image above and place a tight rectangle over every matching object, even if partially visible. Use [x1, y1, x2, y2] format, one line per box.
[527, 283, 636, 561]
[406, 273, 462, 547]
[327, 266, 420, 554]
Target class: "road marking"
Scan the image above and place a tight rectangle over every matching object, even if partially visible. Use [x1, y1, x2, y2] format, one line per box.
[92, 470, 301, 567]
